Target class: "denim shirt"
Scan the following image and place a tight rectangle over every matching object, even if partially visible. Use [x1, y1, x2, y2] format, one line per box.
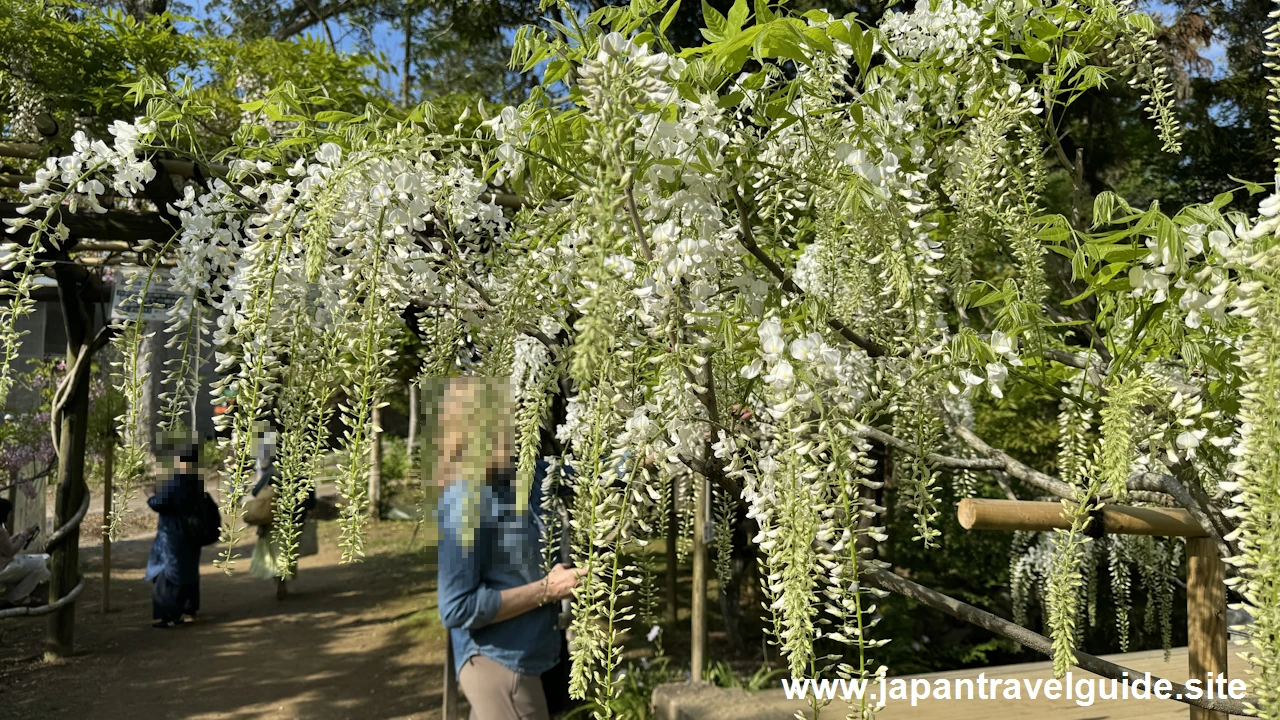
[436, 464, 560, 677]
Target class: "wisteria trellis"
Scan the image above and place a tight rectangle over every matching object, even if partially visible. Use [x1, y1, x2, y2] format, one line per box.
[3, 0, 1279, 717]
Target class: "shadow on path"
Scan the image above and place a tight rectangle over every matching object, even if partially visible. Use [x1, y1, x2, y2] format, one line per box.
[0, 521, 445, 720]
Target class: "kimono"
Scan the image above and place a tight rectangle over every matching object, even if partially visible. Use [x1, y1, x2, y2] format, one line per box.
[146, 472, 203, 621]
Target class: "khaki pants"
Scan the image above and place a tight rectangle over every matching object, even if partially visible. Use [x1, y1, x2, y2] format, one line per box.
[458, 654, 549, 720]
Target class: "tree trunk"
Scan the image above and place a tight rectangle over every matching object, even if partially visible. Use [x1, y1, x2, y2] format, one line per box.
[400, 4, 412, 108]
[369, 403, 382, 521]
[46, 267, 92, 658]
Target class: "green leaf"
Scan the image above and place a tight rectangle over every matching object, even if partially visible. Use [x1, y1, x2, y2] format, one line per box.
[702, 0, 727, 41]
[1026, 16, 1060, 41]
[544, 58, 571, 85]
[827, 20, 851, 46]
[717, 90, 746, 108]
[276, 136, 315, 149]
[972, 288, 1008, 308]
[854, 28, 873, 75]
[1023, 38, 1052, 63]
[727, 0, 749, 34]
[314, 110, 355, 123]
[1094, 261, 1128, 285]
[714, 25, 764, 67]
[1229, 174, 1265, 195]
[754, 0, 773, 24]
[803, 26, 836, 56]
[660, 0, 683, 33]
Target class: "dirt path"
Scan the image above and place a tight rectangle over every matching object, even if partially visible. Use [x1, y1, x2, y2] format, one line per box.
[0, 520, 448, 720]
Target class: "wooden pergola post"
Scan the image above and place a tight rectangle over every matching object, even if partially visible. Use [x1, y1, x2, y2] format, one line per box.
[369, 403, 382, 522]
[958, 498, 1228, 720]
[1187, 536, 1227, 720]
[101, 437, 114, 614]
[46, 265, 94, 657]
[690, 474, 708, 682]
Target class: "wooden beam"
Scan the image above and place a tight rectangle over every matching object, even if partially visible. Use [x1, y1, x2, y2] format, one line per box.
[1, 202, 174, 243]
[957, 498, 1206, 537]
[1187, 536, 1227, 720]
[0, 142, 228, 178]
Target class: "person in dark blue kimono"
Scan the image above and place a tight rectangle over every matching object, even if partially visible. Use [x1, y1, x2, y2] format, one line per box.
[145, 442, 203, 629]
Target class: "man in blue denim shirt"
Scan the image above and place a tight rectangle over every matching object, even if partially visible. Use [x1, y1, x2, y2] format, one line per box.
[437, 460, 584, 720]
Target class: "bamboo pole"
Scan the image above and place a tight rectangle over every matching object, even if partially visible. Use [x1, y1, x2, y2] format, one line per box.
[101, 439, 114, 614]
[1187, 536, 1227, 720]
[957, 498, 1205, 537]
[690, 474, 708, 681]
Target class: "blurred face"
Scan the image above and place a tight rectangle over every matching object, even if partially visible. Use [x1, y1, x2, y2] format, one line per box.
[155, 455, 194, 477]
[432, 377, 515, 487]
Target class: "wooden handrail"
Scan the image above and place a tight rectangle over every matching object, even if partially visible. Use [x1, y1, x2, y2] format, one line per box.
[957, 498, 1206, 537]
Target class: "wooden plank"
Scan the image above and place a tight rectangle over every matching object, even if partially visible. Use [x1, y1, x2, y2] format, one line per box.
[691, 475, 708, 682]
[1187, 536, 1227, 720]
[957, 498, 1205, 537]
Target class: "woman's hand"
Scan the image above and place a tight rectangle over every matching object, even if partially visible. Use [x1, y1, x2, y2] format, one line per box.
[543, 563, 588, 603]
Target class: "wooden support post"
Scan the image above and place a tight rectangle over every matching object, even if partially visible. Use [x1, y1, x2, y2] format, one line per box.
[1187, 536, 1227, 720]
[407, 381, 418, 471]
[442, 633, 458, 720]
[666, 472, 679, 625]
[958, 499, 1233, 720]
[101, 438, 114, 614]
[46, 267, 92, 658]
[369, 403, 382, 522]
[691, 474, 708, 682]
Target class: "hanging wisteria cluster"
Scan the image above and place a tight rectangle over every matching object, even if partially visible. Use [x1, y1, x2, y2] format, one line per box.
[4, 0, 1280, 717]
